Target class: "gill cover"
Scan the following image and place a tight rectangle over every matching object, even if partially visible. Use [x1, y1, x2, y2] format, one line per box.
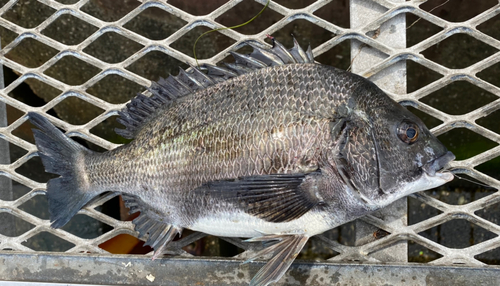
[330, 115, 382, 204]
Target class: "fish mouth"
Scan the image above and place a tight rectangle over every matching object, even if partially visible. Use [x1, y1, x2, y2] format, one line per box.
[422, 151, 455, 177]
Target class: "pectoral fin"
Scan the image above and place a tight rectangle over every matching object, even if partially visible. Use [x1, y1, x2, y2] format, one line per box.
[245, 234, 309, 286]
[198, 173, 322, 223]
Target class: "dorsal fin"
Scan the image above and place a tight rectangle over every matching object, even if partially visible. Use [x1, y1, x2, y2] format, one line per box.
[115, 37, 315, 139]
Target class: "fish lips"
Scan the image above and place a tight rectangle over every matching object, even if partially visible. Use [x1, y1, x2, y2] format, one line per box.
[422, 151, 455, 178]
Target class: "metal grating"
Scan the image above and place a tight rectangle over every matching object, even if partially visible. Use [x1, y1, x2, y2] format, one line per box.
[0, 0, 500, 284]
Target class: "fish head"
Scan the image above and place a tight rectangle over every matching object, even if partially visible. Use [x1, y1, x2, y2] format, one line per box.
[364, 95, 455, 204]
[343, 82, 455, 206]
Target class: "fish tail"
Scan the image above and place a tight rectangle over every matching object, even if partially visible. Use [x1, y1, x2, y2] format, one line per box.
[28, 112, 100, 228]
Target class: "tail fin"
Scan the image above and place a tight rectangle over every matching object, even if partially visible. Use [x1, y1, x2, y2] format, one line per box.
[28, 112, 99, 228]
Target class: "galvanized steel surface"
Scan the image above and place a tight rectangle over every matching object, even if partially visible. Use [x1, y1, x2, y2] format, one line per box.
[0, 0, 499, 284]
[1, 253, 500, 285]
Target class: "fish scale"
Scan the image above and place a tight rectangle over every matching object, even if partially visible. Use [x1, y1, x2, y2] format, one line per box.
[84, 65, 357, 223]
[28, 38, 455, 286]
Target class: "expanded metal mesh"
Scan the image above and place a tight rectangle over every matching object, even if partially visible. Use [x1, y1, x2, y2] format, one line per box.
[0, 0, 499, 277]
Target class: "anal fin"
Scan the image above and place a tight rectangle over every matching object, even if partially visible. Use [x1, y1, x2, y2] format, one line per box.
[245, 234, 309, 286]
[123, 194, 182, 260]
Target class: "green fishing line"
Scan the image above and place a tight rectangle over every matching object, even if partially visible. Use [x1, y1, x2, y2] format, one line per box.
[193, 0, 271, 66]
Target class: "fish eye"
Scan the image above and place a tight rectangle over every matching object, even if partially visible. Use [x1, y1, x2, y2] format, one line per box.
[397, 120, 419, 144]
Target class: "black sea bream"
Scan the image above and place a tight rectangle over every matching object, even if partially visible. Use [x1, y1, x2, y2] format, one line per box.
[29, 38, 455, 286]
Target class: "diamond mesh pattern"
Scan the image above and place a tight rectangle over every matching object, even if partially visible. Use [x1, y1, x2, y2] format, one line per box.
[0, 0, 499, 270]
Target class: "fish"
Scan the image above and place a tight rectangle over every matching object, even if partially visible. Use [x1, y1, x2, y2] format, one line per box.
[28, 37, 455, 286]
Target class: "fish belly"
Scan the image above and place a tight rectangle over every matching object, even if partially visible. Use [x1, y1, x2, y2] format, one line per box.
[190, 209, 332, 238]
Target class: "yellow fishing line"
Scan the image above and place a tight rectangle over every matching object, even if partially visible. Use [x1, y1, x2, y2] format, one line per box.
[193, 0, 271, 67]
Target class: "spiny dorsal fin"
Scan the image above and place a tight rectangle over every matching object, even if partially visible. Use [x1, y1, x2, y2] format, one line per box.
[115, 37, 314, 139]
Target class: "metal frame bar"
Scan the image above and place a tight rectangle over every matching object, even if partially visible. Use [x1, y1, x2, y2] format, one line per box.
[1, 0, 500, 284]
[1, 252, 500, 286]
